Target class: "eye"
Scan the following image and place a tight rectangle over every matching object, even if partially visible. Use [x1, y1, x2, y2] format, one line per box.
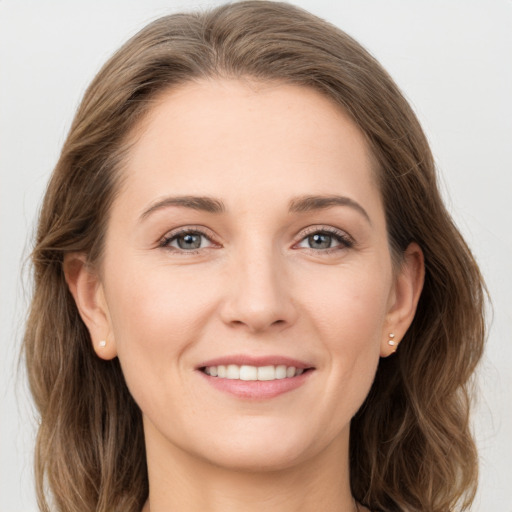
[295, 228, 354, 251]
[160, 229, 215, 252]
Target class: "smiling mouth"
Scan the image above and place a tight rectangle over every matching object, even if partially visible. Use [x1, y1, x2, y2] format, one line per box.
[198, 359, 315, 399]
[200, 364, 312, 381]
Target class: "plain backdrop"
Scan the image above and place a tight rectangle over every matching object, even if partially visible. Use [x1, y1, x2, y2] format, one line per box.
[1, 1, 511, 510]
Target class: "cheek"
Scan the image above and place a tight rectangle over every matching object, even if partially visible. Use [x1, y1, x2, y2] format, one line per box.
[106, 260, 214, 342]
[303, 262, 391, 346]
[102, 260, 219, 396]
[300, 262, 390, 397]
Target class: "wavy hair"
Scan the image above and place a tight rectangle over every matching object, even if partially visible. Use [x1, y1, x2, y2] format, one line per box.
[24, 2, 486, 511]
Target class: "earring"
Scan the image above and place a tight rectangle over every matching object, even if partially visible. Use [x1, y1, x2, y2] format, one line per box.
[387, 333, 397, 350]
[98, 340, 107, 348]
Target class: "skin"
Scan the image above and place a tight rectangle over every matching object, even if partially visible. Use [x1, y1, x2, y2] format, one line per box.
[66, 79, 424, 512]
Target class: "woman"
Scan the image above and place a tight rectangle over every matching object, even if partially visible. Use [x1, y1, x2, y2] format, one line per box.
[23, 2, 486, 511]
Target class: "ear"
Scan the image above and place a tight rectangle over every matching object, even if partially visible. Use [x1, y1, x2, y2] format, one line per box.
[381, 242, 425, 357]
[63, 253, 117, 360]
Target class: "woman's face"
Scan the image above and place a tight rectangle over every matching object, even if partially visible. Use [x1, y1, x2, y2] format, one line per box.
[82, 80, 420, 472]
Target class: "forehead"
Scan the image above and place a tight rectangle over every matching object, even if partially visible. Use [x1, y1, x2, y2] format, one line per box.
[117, 79, 381, 217]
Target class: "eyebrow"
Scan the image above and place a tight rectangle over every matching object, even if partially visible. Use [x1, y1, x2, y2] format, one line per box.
[289, 195, 371, 224]
[139, 195, 225, 221]
[139, 194, 371, 224]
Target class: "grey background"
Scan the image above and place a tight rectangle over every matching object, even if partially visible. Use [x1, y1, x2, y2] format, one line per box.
[1, 1, 511, 510]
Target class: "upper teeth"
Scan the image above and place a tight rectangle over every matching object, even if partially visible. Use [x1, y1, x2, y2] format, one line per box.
[203, 364, 304, 381]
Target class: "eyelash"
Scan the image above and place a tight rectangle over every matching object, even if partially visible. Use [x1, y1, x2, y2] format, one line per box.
[159, 226, 355, 255]
[295, 226, 355, 253]
[159, 227, 218, 255]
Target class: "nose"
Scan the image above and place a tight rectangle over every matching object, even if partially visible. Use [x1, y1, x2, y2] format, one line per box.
[219, 244, 298, 334]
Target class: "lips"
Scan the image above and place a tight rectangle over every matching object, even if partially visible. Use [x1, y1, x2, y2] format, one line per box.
[196, 355, 314, 399]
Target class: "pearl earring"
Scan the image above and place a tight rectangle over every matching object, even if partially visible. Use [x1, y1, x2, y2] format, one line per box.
[387, 333, 396, 348]
[98, 340, 107, 348]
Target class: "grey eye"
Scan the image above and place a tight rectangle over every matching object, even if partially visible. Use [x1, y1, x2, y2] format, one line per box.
[307, 233, 333, 249]
[176, 233, 203, 250]
[161, 228, 216, 252]
[296, 229, 353, 252]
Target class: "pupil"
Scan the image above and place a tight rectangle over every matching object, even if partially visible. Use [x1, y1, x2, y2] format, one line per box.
[178, 233, 201, 249]
[309, 233, 331, 249]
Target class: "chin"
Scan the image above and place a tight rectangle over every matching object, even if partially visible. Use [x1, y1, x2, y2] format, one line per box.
[188, 419, 344, 474]
[202, 440, 311, 473]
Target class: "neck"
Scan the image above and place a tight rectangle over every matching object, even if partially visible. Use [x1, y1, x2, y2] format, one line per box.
[142, 420, 356, 512]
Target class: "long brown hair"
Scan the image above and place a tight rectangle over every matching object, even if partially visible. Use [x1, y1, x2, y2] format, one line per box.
[24, 2, 486, 511]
